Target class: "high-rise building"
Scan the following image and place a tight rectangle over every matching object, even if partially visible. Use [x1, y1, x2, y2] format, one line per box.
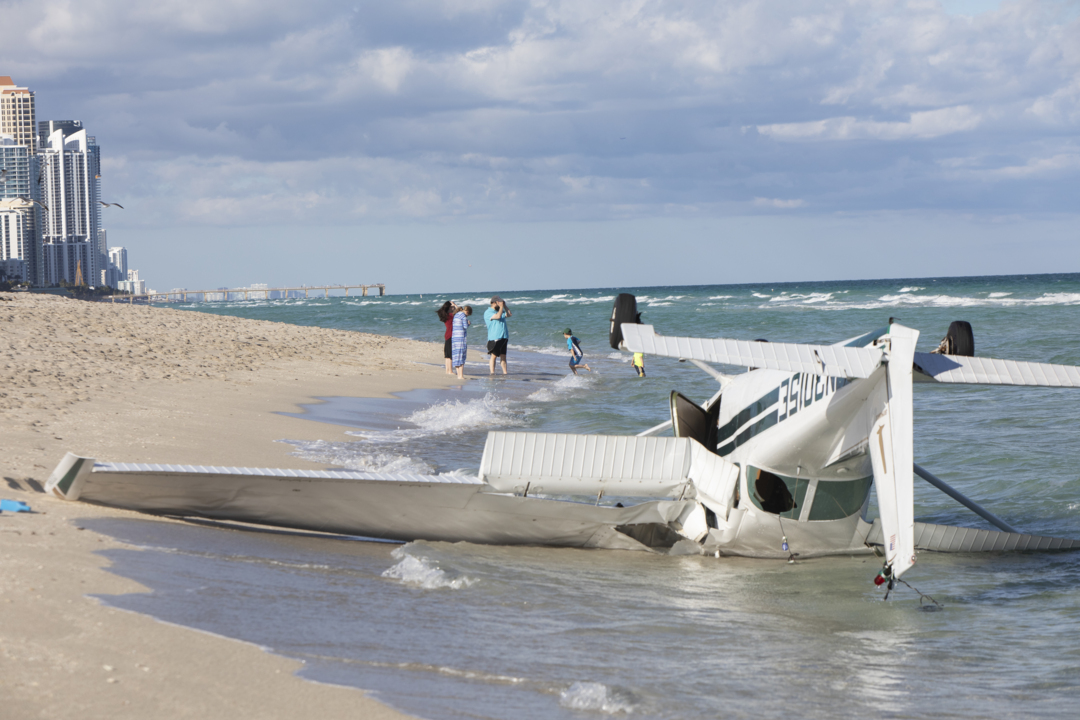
[0, 76, 37, 154]
[118, 267, 145, 295]
[106, 245, 127, 288]
[38, 120, 82, 150]
[39, 127, 102, 286]
[0, 198, 33, 282]
[0, 134, 41, 284]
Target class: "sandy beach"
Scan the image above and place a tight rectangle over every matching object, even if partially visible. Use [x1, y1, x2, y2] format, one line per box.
[1, 292, 454, 719]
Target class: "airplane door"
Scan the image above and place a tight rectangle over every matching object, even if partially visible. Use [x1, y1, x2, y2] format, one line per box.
[670, 392, 721, 452]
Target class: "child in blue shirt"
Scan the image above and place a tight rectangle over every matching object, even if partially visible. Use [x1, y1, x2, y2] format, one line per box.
[563, 328, 592, 375]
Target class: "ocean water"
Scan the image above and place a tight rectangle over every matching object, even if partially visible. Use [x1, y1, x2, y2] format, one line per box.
[88, 274, 1080, 719]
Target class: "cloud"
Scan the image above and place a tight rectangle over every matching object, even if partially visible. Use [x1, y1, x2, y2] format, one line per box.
[755, 105, 983, 141]
[1, 0, 1077, 230]
[940, 152, 1080, 180]
[754, 197, 805, 209]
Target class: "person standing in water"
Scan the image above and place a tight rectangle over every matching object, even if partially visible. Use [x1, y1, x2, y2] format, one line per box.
[632, 352, 645, 377]
[436, 301, 457, 375]
[452, 305, 472, 380]
[484, 295, 511, 375]
[563, 328, 591, 374]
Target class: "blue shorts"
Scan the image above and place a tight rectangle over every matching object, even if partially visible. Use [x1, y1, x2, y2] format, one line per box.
[569, 356, 584, 367]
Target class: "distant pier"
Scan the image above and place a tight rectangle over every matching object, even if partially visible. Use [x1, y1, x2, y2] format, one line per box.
[108, 284, 386, 304]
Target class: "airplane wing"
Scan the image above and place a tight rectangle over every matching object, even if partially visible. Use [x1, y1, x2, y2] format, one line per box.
[914, 352, 1080, 387]
[44, 447, 723, 551]
[620, 324, 884, 379]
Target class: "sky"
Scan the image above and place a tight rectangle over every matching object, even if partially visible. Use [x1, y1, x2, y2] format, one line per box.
[2, 0, 1077, 293]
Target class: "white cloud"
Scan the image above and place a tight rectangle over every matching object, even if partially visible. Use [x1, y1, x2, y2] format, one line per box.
[940, 153, 1080, 181]
[754, 197, 805, 209]
[755, 105, 983, 141]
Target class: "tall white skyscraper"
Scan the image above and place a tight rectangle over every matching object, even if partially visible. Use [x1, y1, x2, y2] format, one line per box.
[39, 127, 102, 286]
[0, 198, 33, 282]
[107, 245, 127, 288]
[0, 76, 37, 154]
[0, 133, 41, 284]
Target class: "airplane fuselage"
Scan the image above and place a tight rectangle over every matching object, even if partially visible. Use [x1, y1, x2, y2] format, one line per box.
[695, 354, 890, 558]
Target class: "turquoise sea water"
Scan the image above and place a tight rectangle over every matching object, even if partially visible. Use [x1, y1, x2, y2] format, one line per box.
[90, 273, 1080, 719]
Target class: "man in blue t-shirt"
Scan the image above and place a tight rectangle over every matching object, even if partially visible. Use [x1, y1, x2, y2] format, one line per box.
[484, 295, 511, 375]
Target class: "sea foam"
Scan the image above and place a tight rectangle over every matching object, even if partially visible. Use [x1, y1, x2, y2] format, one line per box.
[527, 373, 595, 402]
[381, 546, 476, 590]
[559, 682, 638, 714]
[282, 439, 436, 474]
[404, 392, 528, 434]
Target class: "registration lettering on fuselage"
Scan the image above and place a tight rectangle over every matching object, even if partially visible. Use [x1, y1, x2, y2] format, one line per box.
[717, 372, 850, 456]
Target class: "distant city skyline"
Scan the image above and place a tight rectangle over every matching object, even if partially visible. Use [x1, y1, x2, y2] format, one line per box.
[2, 1, 1076, 293]
[0, 74, 148, 291]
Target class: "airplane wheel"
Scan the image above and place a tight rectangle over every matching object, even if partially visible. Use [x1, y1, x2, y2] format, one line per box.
[609, 293, 641, 349]
[939, 320, 974, 356]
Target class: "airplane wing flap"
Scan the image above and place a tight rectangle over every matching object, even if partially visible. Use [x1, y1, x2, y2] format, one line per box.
[914, 352, 1080, 387]
[620, 324, 883, 379]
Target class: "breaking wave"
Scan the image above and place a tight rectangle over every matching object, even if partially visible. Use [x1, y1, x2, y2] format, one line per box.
[527, 373, 596, 402]
[844, 292, 1080, 310]
[508, 293, 616, 305]
[767, 291, 837, 305]
[559, 682, 639, 714]
[381, 546, 476, 590]
[281, 439, 436, 474]
[517, 343, 571, 356]
[753, 291, 1080, 311]
[405, 392, 529, 433]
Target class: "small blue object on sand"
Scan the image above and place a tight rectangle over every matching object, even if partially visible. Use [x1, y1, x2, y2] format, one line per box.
[0, 499, 32, 513]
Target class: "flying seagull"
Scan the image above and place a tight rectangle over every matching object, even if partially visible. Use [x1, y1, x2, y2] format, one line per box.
[16, 197, 48, 211]
[0, 167, 7, 183]
[99, 201, 124, 209]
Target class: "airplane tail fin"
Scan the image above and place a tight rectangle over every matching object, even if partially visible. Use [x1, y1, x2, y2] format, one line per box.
[869, 324, 919, 580]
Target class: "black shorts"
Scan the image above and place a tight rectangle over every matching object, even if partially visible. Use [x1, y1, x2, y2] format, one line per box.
[487, 339, 508, 357]
[444, 338, 453, 359]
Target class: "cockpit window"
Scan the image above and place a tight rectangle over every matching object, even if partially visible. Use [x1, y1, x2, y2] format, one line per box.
[807, 477, 873, 521]
[747, 466, 807, 519]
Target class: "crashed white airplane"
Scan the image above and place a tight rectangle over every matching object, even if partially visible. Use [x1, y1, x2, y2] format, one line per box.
[47, 294, 1080, 590]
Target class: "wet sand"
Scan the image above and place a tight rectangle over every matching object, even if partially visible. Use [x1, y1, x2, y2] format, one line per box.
[0, 292, 456, 719]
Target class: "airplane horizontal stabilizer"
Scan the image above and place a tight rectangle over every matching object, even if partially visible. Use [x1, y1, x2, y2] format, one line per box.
[620, 324, 884, 379]
[867, 520, 1080, 552]
[914, 352, 1080, 387]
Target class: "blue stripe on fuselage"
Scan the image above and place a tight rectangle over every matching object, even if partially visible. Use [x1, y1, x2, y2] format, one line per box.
[715, 372, 850, 456]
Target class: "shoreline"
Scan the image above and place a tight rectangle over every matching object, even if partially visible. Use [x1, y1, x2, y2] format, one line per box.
[1, 292, 457, 718]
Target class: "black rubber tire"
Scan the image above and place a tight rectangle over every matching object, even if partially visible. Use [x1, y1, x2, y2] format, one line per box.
[943, 320, 975, 356]
[609, 293, 641, 349]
